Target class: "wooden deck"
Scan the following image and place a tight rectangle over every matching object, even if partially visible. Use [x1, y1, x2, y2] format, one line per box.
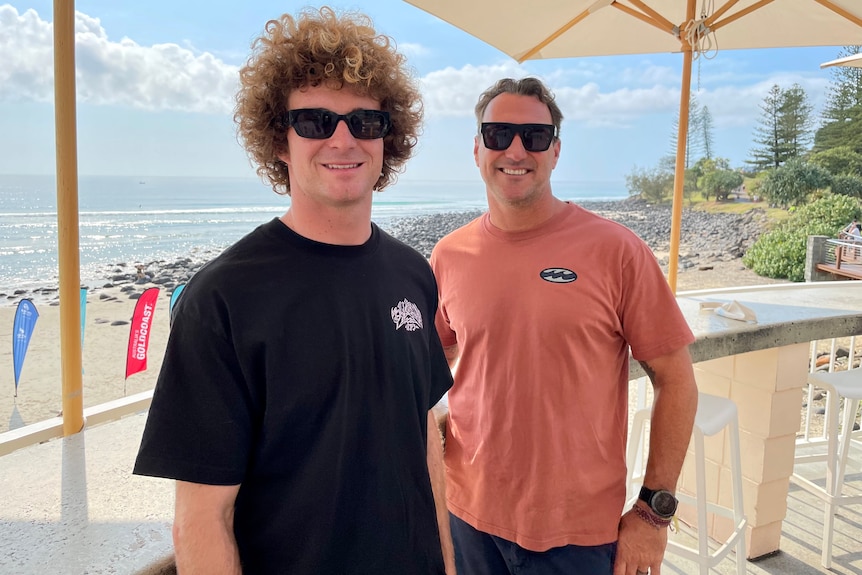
[817, 262, 862, 280]
[817, 235, 862, 280]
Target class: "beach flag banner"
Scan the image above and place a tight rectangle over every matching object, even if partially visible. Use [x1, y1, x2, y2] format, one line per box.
[81, 287, 88, 375]
[125, 287, 159, 380]
[13, 299, 39, 397]
[80, 288, 88, 346]
[169, 284, 185, 325]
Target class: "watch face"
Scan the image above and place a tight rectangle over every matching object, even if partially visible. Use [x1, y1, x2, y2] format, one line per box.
[652, 491, 678, 517]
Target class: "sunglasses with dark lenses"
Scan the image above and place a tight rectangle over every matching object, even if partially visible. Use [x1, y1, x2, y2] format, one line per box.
[480, 123, 556, 152]
[286, 108, 391, 140]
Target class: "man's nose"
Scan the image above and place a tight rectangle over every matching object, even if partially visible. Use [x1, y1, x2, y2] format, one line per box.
[328, 118, 357, 146]
[504, 134, 528, 160]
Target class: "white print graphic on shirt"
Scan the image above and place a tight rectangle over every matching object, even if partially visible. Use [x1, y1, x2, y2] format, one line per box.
[391, 299, 423, 332]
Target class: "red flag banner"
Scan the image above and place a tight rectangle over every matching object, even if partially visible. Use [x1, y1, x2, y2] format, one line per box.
[125, 287, 160, 379]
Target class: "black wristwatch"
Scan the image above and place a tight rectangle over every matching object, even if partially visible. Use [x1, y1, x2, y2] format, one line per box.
[639, 486, 678, 519]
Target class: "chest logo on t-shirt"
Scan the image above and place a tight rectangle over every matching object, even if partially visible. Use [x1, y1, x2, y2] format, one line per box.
[391, 299, 424, 331]
[539, 267, 578, 283]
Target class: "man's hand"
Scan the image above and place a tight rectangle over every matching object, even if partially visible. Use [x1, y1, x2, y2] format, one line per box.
[613, 506, 668, 575]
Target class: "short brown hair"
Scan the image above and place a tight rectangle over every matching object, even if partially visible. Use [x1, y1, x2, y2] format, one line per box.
[474, 77, 563, 137]
[234, 6, 423, 194]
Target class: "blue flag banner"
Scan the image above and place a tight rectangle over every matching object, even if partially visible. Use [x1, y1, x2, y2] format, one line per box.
[80, 288, 88, 346]
[169, 284, 185, 326]
[13, 299, 39, 397]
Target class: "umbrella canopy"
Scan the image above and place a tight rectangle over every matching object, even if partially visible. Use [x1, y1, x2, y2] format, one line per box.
[821, 52, 862, 68]
[405, 0, 862, 291]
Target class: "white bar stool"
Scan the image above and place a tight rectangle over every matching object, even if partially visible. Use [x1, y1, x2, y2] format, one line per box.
[626, 393, 747, 575]
[791, 367, 862, 568]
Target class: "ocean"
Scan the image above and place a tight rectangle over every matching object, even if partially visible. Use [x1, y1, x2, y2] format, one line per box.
[0, 174, 627, 291]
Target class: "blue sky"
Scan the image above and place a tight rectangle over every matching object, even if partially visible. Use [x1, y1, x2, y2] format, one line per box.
[0, 1, 849, 184]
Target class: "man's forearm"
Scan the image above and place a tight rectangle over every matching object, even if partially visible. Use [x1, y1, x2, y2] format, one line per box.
[173, 518, 241, 575]
[427, 412, 455, 574]
[173, 481, 242, 575]
[640, 348, 698, 490]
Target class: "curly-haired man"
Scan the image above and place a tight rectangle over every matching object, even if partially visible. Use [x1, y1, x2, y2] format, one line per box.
[134, 8, 454, 574]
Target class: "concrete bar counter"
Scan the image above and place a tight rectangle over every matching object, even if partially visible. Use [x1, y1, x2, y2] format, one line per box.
[664, 281, 862, 558]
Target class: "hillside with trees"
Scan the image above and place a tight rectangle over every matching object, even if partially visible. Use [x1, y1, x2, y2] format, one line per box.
[625, 46, 862, 281]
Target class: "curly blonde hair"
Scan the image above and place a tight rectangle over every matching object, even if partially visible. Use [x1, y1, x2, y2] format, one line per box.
[234, 6, 423, 195]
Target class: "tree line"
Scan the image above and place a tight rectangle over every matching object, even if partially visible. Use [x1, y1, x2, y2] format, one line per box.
[625, 46, 862, 208]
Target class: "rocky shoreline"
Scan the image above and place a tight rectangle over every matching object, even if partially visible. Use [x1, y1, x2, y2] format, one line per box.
[1, 198, 771, 305]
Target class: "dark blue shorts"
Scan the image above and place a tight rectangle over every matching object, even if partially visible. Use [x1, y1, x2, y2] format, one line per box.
[450, 513, 616, 575]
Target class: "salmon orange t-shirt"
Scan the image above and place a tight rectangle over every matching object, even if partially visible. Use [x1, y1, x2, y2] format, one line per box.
[431, 202, 694, 551]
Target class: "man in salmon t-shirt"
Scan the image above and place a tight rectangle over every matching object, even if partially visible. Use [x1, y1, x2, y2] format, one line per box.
[430, 77, 699, 575]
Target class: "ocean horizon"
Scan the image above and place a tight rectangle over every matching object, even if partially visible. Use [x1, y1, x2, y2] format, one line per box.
[0, 174, 627, 291]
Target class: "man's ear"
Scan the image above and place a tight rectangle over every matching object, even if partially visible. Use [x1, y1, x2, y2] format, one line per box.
[473, 136, 480, 167]
[276, 149, 290, 166]
[550, 138, 561, 169]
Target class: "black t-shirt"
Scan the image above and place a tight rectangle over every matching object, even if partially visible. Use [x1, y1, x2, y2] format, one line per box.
[134, 219, 452, 574]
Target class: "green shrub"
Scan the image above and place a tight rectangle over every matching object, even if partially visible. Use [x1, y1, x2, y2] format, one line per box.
[831, 174, 862, 198]
[625, 165, 673, 204]
[701, 169, 743, 201]
[808, 146, 862, 176]
[759, 159, 832, 208]
[743, 194, 862, 281]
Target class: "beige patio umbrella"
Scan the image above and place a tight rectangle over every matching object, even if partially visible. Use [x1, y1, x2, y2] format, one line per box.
[405, 0, 862, 292]
[821, 52, 862, 68]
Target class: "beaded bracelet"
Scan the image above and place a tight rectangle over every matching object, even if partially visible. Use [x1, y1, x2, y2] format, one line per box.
[632, 504, 672, 529]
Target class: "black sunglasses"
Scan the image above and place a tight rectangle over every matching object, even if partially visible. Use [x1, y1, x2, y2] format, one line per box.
[480, 123, 556, 152]
[285, 108, 391, 140]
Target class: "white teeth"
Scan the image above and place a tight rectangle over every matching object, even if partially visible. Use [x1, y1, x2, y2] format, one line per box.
[502, 168, 527, 175]
[326, 164, 360, 170]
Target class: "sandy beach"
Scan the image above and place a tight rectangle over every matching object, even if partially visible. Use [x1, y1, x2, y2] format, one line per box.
[0, 200, 803, 433]
[1, 286, 172, 432]
[0, 256, 789, 433]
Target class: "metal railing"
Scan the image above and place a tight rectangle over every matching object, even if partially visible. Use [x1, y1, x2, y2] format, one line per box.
[823, 236, 862, 269]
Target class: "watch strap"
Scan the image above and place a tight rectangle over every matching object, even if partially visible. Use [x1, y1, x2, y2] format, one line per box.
[638, 485, 678, 518]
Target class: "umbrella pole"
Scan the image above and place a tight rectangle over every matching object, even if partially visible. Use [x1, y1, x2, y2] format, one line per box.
[668, 48, 693, 293]
[54, 0, 84, 436]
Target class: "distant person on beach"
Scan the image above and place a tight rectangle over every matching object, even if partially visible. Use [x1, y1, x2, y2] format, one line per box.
[133, 7, 454, 574]
[430, 77, 699, 575]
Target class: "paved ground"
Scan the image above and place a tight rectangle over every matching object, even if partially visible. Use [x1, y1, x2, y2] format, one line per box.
[1, 411, 860, 574]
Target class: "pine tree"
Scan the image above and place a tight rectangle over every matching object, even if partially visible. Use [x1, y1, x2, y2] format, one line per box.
[669, 93, 703, 168]
[814, 46, 862, 154]
[747, 85, 783, 170]
[778, 83, 813, 160]
[700, 106, 714, 160]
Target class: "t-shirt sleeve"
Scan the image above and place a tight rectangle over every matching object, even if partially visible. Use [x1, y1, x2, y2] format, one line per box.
[425, 265, 454, 409]
[133, 293, 255, 486]
[619, 241, 695, 361]
[429, 247, 457, 349]
[427, 324, 453, 409]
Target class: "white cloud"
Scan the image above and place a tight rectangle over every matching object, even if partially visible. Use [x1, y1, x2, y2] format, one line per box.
[416, 57, 831, 141]
[1, 2, 831, 138]
[699, 75, 829, 128]
[0, 4, 238, 114]
[420, 61, 529, 117]
[398, 42, 430, 58]
[419, 61, 680, 126]
[555, 83, 679, 126]
[618, 63, 681, 87]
